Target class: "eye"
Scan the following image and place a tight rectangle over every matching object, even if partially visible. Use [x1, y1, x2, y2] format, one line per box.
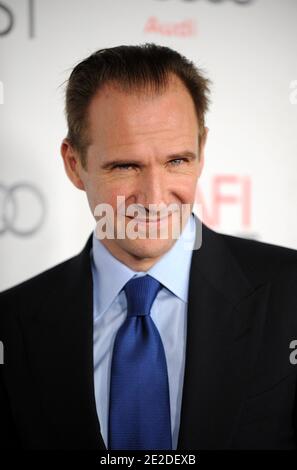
[169, 158, 187, 166]
[113, 163, 136, 170]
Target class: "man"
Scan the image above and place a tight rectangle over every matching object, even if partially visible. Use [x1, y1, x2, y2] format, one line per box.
[1, 43, 297, 450]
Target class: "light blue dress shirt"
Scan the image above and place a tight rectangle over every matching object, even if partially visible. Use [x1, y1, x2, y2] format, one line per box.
[90, 213, 196, 450]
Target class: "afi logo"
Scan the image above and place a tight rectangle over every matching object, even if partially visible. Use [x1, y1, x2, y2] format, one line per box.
[197, 175, 251, 228]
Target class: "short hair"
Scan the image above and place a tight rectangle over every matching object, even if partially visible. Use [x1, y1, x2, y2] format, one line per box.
[64, 43, 211, 169]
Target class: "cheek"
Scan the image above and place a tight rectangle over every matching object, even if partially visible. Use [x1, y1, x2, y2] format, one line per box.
[84, 176, 133, 218]
[173, 176, 198, 200]
[103, 183, 131, 210]
[88, 176, 128, 203]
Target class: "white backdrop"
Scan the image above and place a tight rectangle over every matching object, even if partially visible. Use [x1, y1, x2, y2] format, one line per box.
[1, 0, 297, 291]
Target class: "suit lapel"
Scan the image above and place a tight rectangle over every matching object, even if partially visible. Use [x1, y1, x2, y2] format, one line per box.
[177, 218, 271, 449]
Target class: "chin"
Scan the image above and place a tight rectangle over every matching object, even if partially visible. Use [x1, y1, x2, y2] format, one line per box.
[123, 237, 176, 260]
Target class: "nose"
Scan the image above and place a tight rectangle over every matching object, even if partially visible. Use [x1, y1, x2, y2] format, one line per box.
[136, 166, 166, 210]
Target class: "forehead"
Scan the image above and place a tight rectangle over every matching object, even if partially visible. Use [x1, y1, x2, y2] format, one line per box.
[88, 77, 196, 125]
[87, 76, 199, 148]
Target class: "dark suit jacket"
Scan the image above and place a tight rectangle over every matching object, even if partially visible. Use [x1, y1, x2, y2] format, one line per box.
[1, 219, 297, 450]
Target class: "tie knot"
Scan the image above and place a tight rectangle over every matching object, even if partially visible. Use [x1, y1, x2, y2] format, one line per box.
[123, 274, 162, 317]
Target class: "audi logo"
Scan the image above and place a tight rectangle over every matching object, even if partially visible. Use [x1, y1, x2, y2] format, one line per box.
[0, 182, 47, 236]
[0, 0, 35, 38]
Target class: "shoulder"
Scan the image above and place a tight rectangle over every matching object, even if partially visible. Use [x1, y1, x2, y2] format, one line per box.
[218, 229, 297, 283]
[0, 233, 93, 314]
[0, 255, 76, 312]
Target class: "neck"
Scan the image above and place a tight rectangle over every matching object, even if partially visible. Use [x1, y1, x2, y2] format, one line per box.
[99, 239, 175, 272]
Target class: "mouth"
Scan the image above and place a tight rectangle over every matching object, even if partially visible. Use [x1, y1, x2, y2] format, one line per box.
[126, 214, 171, 224]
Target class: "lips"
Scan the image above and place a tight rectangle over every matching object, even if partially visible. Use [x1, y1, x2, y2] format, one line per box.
[126, 215, 170, 223]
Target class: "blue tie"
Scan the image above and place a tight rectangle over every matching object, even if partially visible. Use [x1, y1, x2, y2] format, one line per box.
[108, 274, 172, 450]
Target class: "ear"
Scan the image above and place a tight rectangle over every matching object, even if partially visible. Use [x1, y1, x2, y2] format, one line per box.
[197, 127, 208, 178]
[60, 138, 85, 191]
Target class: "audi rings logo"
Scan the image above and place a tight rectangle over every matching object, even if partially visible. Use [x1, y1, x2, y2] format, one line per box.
[0, 182, 46, 236]
[0, 0, 35, 38]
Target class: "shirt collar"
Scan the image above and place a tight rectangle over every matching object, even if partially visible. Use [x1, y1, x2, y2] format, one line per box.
[90, 213, 196, 319]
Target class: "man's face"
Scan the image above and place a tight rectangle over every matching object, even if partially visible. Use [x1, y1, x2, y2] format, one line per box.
[62, 75, 207, 270]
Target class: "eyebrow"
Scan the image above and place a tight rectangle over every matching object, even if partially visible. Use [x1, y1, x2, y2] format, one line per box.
[100, 151, 198, 170]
